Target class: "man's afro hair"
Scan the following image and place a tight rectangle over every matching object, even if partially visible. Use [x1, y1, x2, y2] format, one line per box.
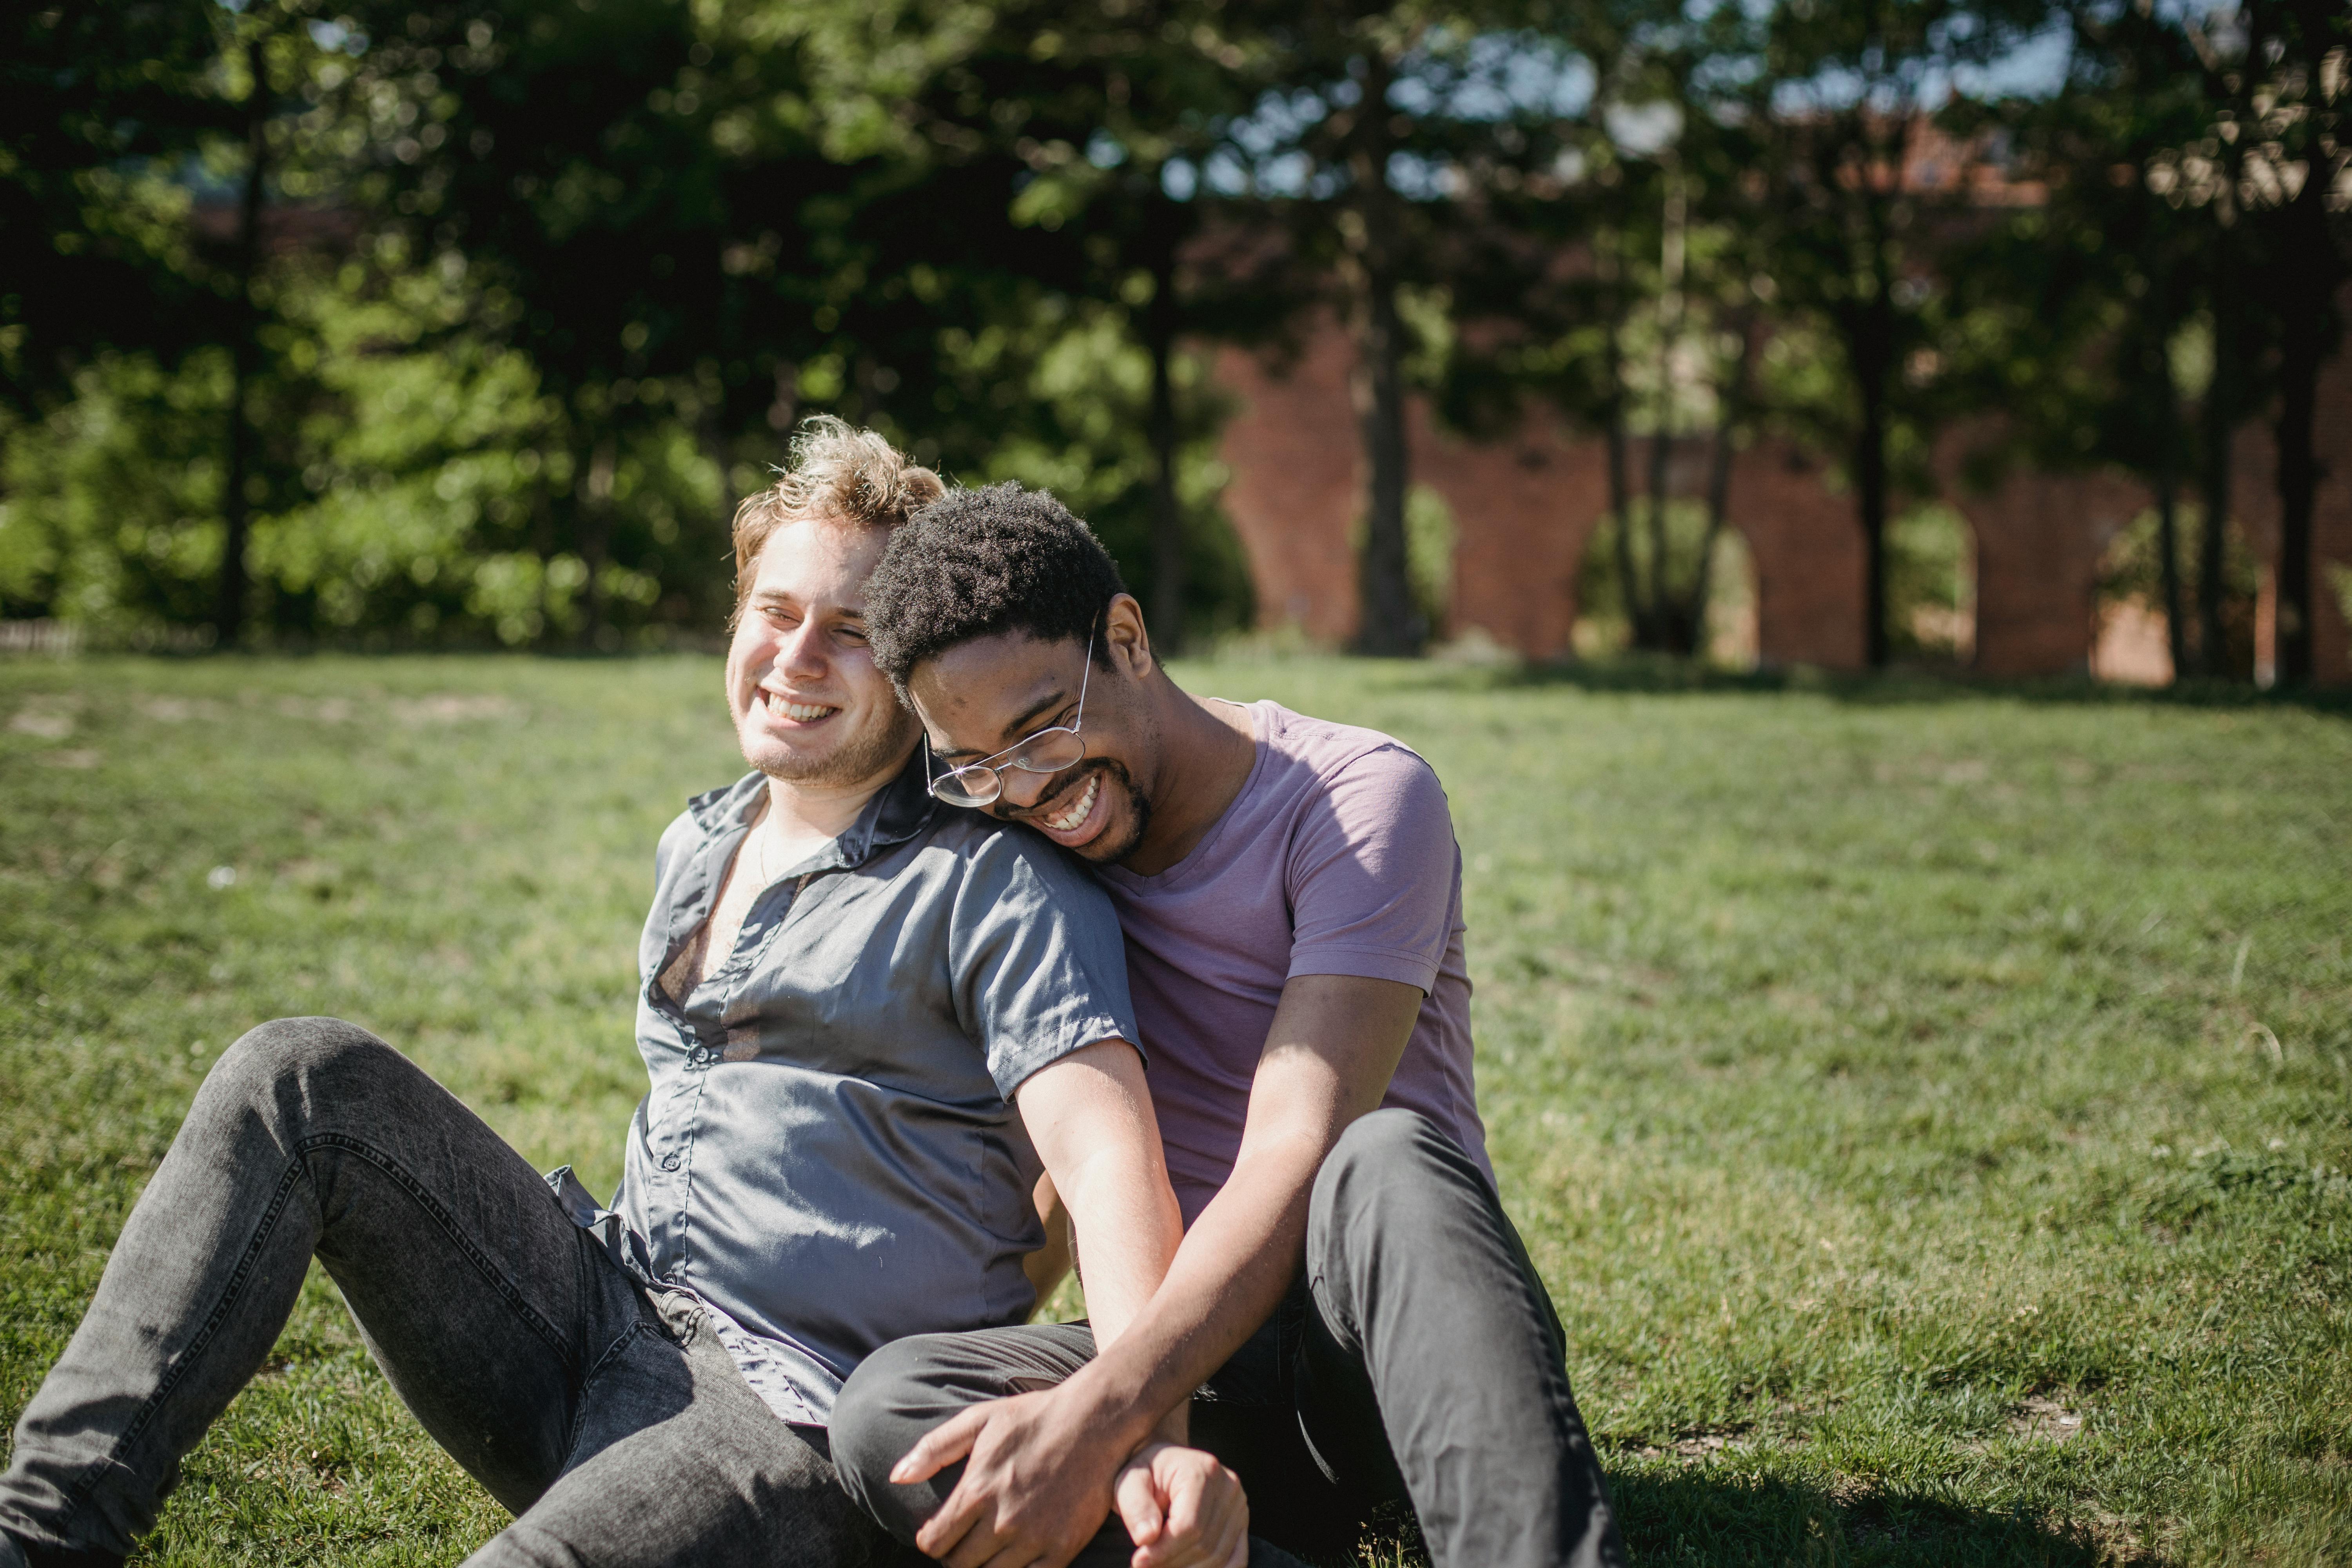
[865, 481, 1127, 690]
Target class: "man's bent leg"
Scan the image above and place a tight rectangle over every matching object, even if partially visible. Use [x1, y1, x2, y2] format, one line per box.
[0, 1018, 640, 1563]
[1301, 1109, 1626, 1568]
[831, 1325, 1113, 1562]
[832, 1326, 1311, 1568]
[480, 1293, 909, 1568]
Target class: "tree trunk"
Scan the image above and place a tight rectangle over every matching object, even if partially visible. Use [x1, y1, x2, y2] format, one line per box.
[2155, 448, 2186, 684]
[1854, 314, 1891, 670]
[2197, 239, 2234, 677]
[1682, 318, 1755, 658]
[1641, 426, 1673, 651]
[2269, 162, 2333, 686]
[1604, 327, 1637, 654]
[1145, 240, 1185, 655]
[1641, 166, 1688, 653]
[214, 34, 270, 647]
[1347, 50, 1417, 656]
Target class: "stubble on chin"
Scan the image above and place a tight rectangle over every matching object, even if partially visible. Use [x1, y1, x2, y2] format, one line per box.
[743, 704, 918, 790]
[1076, 759, 1153, 865]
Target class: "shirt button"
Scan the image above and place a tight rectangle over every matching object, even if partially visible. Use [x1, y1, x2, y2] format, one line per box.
[659, 1152, 682, 1171]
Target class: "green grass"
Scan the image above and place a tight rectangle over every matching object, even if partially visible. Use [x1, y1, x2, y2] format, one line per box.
[3, 653, 2348, 1565]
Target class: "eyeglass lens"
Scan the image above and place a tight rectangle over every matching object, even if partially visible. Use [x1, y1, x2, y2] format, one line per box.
[937, 729, 1084, 804]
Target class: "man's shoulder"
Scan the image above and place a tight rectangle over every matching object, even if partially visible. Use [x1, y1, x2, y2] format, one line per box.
[917, 808, 1108, 900]
[1249, 701, 1439, 797]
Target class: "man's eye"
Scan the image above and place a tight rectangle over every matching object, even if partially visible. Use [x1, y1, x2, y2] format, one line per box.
[837, 625, 869, 644]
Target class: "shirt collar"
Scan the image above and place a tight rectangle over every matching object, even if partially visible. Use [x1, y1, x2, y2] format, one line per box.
[684, 748, 938, 872]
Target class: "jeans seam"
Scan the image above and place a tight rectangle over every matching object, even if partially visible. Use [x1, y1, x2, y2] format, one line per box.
[294, 1131, 581, 1370]
[61, 1130, 581, 1526]
[558, 1319, 652, 1471]
[58, 1157, 310, 1516]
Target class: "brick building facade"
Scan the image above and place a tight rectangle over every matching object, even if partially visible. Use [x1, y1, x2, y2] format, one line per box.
[1210, 303, 2352, 686]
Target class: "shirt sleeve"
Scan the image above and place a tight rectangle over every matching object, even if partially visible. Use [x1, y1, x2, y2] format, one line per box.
[1285, 745, 1460, 995]
[948, 828, 1143, 1101]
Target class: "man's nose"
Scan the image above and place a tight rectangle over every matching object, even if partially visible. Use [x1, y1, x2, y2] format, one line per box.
[776, 619, 829, 679]
[994, 766, 1057, 812]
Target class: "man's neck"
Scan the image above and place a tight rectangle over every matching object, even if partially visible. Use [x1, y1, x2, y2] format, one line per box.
[760, 752, 908, 864]
[1120, 679, 1255, 877]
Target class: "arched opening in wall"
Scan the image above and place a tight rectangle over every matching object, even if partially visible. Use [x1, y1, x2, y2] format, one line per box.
[1570, 500, 1757, 666]
[1886, 504, 1976, 666]
[1704, 528, 1759, 670]
[1407, 485, 1456, 642]
[2092, 504, 2263, 682]
[1346, 485, 1457, 646]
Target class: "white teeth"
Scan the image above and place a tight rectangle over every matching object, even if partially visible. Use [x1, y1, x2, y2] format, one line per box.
[762, 691, 837, 722]
[1044, 774, 1099, 833]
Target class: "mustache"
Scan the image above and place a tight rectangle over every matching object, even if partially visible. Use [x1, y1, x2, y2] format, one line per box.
[1002, 759, 1122, 822]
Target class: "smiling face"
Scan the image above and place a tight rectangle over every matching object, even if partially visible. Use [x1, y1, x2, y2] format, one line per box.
[725, 515, 917, 789]
[908, 630, 1160, 864]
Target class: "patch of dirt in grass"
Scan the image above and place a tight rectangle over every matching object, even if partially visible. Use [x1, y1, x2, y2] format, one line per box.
[1634, 1426, 1751, 1461]
[393, 694, 521, 724]
[278, 695, 358, 723]
[138, 696, 225, 722]
[2012, 1395, 2085, 1442]
[2081, 1510, 2162, 1565]
[10, 708, 76, 738]
[38, 748, 100, 769]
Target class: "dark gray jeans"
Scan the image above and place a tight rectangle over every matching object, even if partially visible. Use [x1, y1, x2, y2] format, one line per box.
[0, 1017, 911, 1568]
[831, 1109, 1627, 1568]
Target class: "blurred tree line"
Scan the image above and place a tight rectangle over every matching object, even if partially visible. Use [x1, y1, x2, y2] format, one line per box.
[0, 0, 2343, 676]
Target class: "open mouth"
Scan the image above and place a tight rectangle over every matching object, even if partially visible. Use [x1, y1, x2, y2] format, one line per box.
[760, 689, 838, 724]
[1028, 769, 1106, 845]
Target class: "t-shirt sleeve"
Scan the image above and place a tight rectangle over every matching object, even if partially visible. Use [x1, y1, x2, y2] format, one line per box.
[948, 829, 1143, 1100]
[1285, 746, 1460, 995]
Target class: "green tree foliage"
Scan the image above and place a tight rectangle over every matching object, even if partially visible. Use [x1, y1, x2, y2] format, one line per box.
[0, 1, 224, 424]
[2, 0, 2343, 677]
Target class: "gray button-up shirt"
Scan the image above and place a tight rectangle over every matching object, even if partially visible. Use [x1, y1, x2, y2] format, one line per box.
[552, 754, 1136, 1426]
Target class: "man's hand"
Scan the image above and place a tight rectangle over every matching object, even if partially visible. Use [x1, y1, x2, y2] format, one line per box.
[1114, 1443, 1249, 1568]
[892, 1385, 1126, 1567]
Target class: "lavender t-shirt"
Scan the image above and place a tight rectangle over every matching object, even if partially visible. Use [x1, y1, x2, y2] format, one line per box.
[1096, 701, 1489, 1223]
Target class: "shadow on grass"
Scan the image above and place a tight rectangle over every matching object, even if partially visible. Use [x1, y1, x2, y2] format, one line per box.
[1608, 1467, 2127, 1568]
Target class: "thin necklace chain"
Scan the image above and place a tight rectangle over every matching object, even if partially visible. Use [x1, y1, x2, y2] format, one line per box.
[753, 805, 778, 888]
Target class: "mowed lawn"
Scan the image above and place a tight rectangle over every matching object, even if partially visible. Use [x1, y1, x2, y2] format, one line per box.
[2, 653, 2347, 1567]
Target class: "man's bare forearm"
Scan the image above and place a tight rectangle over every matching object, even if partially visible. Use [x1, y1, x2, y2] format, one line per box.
[1055, 1142, 1181, 1350]
[1062, 977, 1428, 1451]
[1059, 1129, 1328, 1451]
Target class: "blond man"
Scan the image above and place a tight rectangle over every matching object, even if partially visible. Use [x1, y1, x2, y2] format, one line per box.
[0, 423, 1232, 1568]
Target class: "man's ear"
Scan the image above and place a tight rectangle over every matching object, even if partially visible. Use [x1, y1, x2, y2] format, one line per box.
[1104, 593, 1154, 681]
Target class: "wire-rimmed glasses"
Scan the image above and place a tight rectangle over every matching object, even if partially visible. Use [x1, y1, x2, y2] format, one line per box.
[924, 635, 1093, 808]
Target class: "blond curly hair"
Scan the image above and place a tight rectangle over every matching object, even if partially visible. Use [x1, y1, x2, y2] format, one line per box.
[730, 417, 945, 618]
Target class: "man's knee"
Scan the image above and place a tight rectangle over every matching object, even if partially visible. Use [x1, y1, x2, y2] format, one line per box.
[1308, 1110, 1490, 1268]
[1311, 1108, 1465, 1215]
[201, 1016, 403, 1124]
[828, 1336, 959, 1544]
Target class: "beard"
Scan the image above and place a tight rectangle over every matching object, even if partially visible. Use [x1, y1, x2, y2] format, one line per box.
[744, 701, 919, 790]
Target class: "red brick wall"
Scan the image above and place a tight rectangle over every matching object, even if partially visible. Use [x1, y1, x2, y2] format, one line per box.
[1727, 440, 1869, 670]
[1936, 422, 2152, 678]
[1211, 309, 2352, 685]
[2232, 345, 2352, 685]
[1411, 402, 1600, 661]
[1213, 333, 1361, 645]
